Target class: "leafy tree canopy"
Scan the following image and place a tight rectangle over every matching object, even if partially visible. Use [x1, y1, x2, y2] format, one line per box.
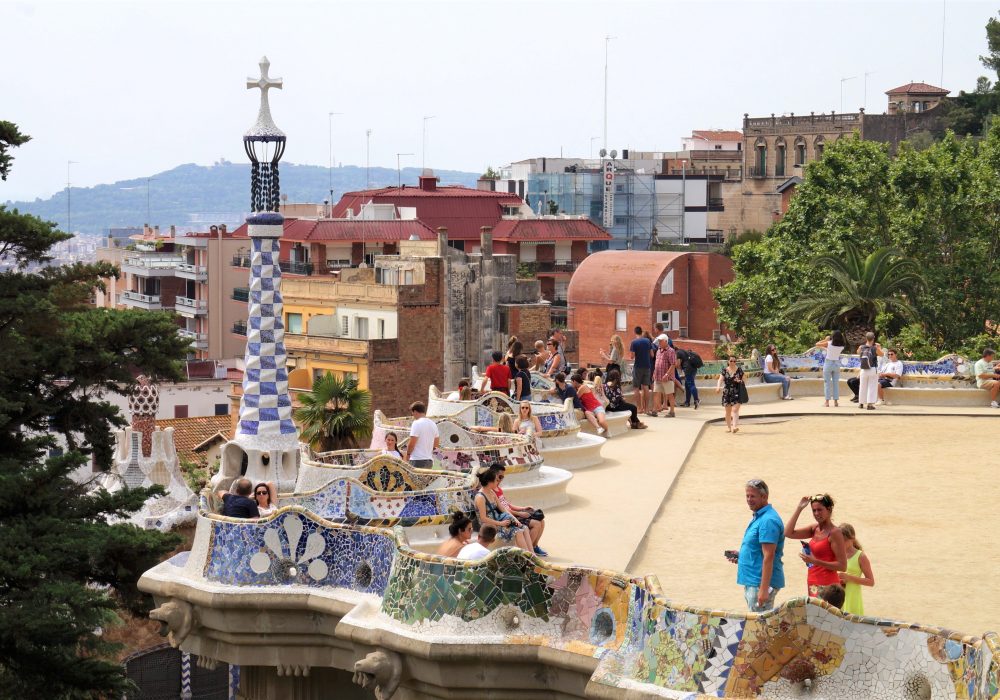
[715, 124, 1000, 355]
[295, 372, 373, 452]
[0, 124, 189, 698]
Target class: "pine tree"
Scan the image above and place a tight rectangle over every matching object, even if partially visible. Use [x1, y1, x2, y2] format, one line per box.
[0, 123, 189, 697]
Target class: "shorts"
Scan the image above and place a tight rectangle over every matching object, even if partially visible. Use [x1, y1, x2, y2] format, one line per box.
[653, 380, 674, 395]
[878, 377, 894, 389]
[409, 459, 434, 469]
[743, 585, 778, 612]
[590, 405, 606, 415]
[633, 366, 652, 388]
[982, 379, 1000, 390]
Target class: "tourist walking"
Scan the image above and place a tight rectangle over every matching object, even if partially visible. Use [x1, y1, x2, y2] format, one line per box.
[816, 331, 846, 407]
[762, 344, 793, 400]
[730, 478, 785, 612]
[716, 356, 745, 433]
[784, 494, 847, 597]
[857, 332, 883, 410]
[837, 523, 875, 616]
[404, 402, 439, 468]
[629, 326, 654, 416]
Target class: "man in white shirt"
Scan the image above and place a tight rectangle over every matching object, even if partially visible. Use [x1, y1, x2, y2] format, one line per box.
[457, 525, 496, 560]
[404, 401, 440, 468]
[973, 348, 1000, 408]
[876, 349, 905, 405]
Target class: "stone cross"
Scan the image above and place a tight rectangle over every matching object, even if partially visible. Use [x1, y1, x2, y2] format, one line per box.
[246, 56, 283, 136]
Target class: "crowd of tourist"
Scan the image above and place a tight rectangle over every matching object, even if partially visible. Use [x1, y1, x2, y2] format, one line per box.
[730, 479, 875, 616]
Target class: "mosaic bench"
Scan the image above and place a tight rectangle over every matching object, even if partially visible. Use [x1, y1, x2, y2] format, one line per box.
[147, 508, 1000, 699]
[427, 387, 607, 469]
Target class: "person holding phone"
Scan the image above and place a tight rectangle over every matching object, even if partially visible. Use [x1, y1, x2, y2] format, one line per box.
[729, 478, 785, 612]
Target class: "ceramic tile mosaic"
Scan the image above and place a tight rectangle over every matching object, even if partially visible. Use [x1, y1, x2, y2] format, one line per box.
[202, 508, 394, 593]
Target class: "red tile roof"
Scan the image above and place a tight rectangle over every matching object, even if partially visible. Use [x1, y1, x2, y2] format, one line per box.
[885, 82, 949, 96]
[280, 218, 437, 242]
[690, 130, 743, 142]
[331, 185, 523, 240]
[491, 218, 612, 242]
[156, 415, 232, 466]
[567, 251, 687, 308]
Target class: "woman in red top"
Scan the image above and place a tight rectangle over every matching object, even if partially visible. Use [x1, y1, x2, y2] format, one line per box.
[784, 493, 847, 597]
[570, 374, 609, 435]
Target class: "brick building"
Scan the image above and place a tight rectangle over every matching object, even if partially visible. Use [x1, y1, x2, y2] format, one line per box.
[567, 251, 733, 366]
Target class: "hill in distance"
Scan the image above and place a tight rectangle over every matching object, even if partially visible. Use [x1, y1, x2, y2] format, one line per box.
[2, 161, 484, 236]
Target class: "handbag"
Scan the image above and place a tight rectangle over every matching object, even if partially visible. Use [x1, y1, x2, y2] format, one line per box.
[737, 382, 750, 404]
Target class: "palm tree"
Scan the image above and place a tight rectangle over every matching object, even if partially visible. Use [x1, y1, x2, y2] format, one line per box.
[787, 243, 926, 347]
[294, 372, 373, 452]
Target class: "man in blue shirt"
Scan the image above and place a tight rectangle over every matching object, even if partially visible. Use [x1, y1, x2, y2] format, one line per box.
[732, 478, 785, 612]
[547, 372, 582, 410]
[216, 478, 260, 519]
[629, 326, 654, 416]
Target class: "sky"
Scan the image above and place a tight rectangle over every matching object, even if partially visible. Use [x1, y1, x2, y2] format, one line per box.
[1, 0, 995, 201]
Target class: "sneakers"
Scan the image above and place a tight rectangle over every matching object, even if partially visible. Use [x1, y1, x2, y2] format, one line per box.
[850, 396, 859, 403]
[597, 427, 606, 435]
[679, 403, 691, 408]
[875, 400, 884, 406]
[882, 400, 892, 406]
[533, 546, 548, 557]
[992, 401, 1000, 408]
[694, 399, 700, 410]
[782, 396, 794, 401]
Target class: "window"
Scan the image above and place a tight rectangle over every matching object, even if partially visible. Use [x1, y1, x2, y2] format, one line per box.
[660, 269, 674, 295]
[356, 317, 369, 340]
[615, 309, 628, 331]
[214, 403, 229, 416]
[378, 319, 386, 339]
[775, 144, 786, 177]
[341, 315, 349, 336]
[756, 144, 766, 175]
[814, 138, 825, 159]
[614, 215, 628, 225]
[656, 310, 680, 331]
[714, 144, 723, 150]
[794, 140, 806, 166]
[174, 405, 188, 419]
[403, 270, 414, 285]
[615, 184, 625, 193]
[286, 312, 302, 334]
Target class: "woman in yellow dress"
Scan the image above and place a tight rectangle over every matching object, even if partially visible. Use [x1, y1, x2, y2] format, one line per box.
[837, 523, 875, 615]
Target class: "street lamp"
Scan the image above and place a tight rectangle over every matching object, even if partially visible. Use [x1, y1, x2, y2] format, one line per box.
[396, 152, 414, 188]
[422, 116, 436, 171]
[328, 111, 343, 203]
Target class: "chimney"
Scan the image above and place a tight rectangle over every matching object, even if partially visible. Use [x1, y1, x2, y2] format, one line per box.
[480, 226, 493, 260]
[436, 227, 448, 257]
[220, 224, 227, 234]
[169, 225, 176, 237]
[419, 174, 438, 192]
[153, 225, 160, 236]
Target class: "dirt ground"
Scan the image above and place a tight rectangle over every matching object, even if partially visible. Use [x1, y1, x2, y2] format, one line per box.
[630, 414, 1000, 636]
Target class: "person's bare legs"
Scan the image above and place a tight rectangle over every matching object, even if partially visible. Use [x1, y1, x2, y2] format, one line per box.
[527, 518, 545, 546]
[597, 411, 609, 431]
[585, 410, 600, 431]
[516, 527, 533, 551]
[724, 404, 733, 431]
[732, 404, 742, 432]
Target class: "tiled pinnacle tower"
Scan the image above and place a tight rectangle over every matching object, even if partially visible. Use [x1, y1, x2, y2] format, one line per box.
[236, 56, 295, 453]
[215, 57, 298, 491]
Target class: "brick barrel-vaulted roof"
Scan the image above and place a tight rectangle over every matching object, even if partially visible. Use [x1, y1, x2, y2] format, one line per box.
[567, 250, 686, 308]
[491, 218, 612, 242]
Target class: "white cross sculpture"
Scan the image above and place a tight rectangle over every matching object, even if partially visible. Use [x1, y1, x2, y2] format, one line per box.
[245, 56, 284, 138]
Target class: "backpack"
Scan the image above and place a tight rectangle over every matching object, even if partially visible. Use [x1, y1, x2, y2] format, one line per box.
[688, 350, 704, 369]
[860, 345, 877, 370]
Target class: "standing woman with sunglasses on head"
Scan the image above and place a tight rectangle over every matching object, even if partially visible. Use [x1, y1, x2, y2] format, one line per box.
[785, 493, 847, 597]
[254, 481, 278, 517]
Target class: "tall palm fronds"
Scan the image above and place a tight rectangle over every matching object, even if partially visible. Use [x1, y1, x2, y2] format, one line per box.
[294, 372, 372, 452]
[787, 243, 926, 345]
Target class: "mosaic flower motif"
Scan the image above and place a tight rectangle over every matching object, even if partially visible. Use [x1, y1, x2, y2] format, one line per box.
[249, 514, 328, 582]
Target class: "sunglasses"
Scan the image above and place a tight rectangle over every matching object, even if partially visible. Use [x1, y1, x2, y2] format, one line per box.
[255, 490, 269, 496]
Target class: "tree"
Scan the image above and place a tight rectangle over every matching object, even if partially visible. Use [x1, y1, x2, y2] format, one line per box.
[294, 372, 373, 452]
[0, 121, 29, 181]
[0, 124, 189, 697]
[980, 13, 1000, 80]
[786, 244, 925, 347]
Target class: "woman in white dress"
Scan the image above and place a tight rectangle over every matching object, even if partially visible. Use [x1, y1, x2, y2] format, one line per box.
[512, 401, 543, 437]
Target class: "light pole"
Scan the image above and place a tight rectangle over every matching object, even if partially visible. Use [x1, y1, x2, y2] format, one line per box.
[366, 129, 373, 188]
[396, 153, 414, 189]
[422, 116, 435, 171]
[680, 159, 687, 245]
[590, 136, 600, 159]
[863, 71, 876, 111]
[66, 160, 78, 234]
[603, 35, 616, 151]
[328, 111, 343, 202]
[840, 76, 857, 113]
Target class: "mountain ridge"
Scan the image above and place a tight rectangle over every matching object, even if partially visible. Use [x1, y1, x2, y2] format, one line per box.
[2, 161, 483, 236]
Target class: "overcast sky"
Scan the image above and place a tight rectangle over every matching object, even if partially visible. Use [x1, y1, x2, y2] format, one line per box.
[2, 0, 994, 201]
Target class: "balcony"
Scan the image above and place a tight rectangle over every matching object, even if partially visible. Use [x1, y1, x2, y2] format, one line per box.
[121, 254, 185, 277]
[119, 290, 166, 310]
[748, 166, 768, 179]
[279, 260, 314, 276]
[534, 260, 579, 274]
[178, 328, 209, 349]
[708, 197, 724, 210]
[232, 254, 251, 268]
[232, 321, 247, 336]
[175, 262, 208, 282]
[175, 296, 208, 316]
[232, 287, 250, 302]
